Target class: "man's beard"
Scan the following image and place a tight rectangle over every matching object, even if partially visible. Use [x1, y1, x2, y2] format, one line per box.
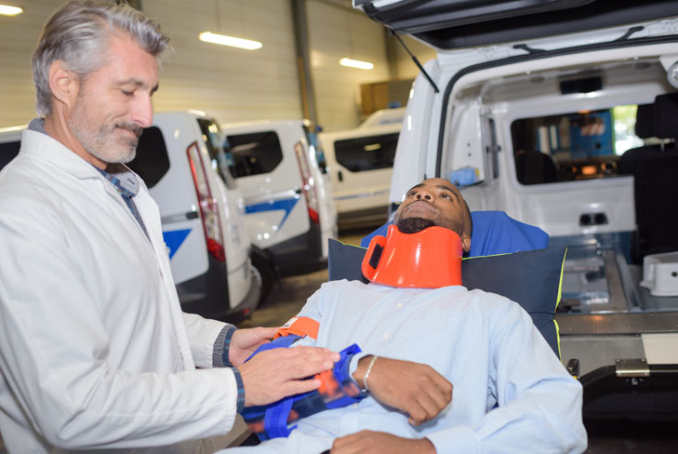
[68, 100, 142, 165]
[396, 217, 436, 234]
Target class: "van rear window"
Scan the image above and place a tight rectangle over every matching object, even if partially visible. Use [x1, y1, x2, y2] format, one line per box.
[197, 119, 238, 190]
[225, 131, 283, 178]
[0, 140, 21, 171]
[333, 133, 398, 172]
[128, 127, 170, 189]
[511, 105, 641, 185]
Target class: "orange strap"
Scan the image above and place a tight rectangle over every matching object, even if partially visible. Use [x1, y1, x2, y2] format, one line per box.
[274, 316, 319, 340]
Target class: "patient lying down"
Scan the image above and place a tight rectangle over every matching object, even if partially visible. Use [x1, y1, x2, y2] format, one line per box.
[224, 178, 587, 454]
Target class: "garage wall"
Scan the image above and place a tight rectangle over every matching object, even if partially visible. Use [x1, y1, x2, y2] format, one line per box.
[143, 0, 302, 125]
[0, 0, 416, 132]
[0, 0, 56, 128]
[306, 0, 390, 131]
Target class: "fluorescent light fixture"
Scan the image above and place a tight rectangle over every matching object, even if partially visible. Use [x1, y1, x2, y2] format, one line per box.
[0, 125, 25, 133]
[0, 4, 23, 15]
[199, 31, 262, 50]
[340, 58, 374, 70]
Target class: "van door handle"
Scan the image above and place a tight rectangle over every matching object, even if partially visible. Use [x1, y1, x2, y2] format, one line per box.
[337, 170, 343, 182]
[294, 188, 302, 195]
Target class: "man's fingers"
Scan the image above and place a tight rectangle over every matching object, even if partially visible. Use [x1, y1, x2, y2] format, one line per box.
[275, 347, 338, 379]
[408, 392, 445, 426]
[239, 346, 339, 406]
[424, 377, 453, 410]
[255, 326, 279, 339]
[281, 378, 322, 396]
[331, 430, 372, 453]
[430, 372, 454, 400]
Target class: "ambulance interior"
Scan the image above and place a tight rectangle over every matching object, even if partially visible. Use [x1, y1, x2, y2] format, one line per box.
[441, 52, 678, 416]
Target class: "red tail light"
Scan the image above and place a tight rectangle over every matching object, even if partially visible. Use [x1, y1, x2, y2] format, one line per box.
[187, 141, 226, 262]
[293, 141, 320, 224]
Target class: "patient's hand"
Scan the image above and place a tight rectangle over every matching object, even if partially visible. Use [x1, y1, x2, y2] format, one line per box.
[353, 356, 452, 426]
[331, 430, 436, 453]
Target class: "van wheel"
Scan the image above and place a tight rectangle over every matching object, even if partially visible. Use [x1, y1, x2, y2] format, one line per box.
[251, 253, 276, 307]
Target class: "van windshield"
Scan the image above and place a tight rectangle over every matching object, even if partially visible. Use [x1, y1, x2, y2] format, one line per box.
[511, 105, 642, 185]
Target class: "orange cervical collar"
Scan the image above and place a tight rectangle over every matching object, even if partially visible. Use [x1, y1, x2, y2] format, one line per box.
[362, 224, 463, 288]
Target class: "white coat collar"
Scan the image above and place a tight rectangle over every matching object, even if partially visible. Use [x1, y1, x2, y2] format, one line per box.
[20, 119, 111, 180]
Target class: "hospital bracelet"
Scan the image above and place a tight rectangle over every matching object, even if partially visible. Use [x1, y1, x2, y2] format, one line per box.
[363, 355, 379, 393]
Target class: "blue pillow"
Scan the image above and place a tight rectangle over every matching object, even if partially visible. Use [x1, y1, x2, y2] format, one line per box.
[328, 239, 566, 358]
[360, 211, 549, 257]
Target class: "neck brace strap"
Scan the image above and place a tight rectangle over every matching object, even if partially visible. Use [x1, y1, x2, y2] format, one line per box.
[362, 224, 463, 288]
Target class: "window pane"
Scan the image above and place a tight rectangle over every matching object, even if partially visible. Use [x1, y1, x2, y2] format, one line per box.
[511, 106, 639, 185]
[334, 133, 399, 172]
[225, 131, 283, 178]
[128, 127, 170, 189]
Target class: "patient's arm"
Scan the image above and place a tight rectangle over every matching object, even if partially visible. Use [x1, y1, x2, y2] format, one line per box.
[332, 430, 435, 454]
[353, 356, 452, 426]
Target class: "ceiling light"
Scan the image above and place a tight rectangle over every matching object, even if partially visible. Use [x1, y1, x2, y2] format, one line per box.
[0, 4, 23, 16]
[199, 32, 262, 50]
[340, 58, 374, 70]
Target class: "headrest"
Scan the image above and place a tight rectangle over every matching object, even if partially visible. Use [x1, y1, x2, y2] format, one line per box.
[634, 104, 654, 139]
[328, 239, 566, 358]
[654, 93, 678, 140]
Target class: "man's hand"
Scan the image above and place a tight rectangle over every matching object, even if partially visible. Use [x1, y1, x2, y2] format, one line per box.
[228, 327, 278, 366]
[237, 347, 340, 407]
[353, 356, 452, 426]
[331, 430, 436, 454]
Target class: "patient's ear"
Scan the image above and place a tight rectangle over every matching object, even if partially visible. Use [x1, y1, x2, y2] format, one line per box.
[462, 235, 471, 253]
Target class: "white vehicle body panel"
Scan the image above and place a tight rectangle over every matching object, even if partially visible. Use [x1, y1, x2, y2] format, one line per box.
[221, 120, 337, 271]
[151, 112, 253, 309]
[320, 112, 404, 227]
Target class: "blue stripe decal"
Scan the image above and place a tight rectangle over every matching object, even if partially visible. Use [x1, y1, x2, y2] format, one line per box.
[163, 229, 192, 259]
[245, 198, 299, 228]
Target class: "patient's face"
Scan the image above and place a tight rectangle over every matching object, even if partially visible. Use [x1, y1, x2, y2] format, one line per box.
[394, 178, 470, 246]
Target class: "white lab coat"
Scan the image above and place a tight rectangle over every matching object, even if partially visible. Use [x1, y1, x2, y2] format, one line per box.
[0, 128, 239, 453]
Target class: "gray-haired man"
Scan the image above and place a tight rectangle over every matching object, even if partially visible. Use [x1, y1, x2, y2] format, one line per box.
[0, 2, 337, 453]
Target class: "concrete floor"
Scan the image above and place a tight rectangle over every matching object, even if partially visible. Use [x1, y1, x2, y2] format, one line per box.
[237, 228, 678, 454]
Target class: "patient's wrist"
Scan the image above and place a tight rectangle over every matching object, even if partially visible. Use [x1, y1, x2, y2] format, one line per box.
[352, 355, 375, 391]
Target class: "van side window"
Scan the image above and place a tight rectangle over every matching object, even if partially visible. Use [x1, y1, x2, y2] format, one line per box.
[225, 131, 283, 178]
[334, 133, 398, 172]
[0, 140, 21, 171]
[128, 127, 170, 189]
[511, 105, 641, 185]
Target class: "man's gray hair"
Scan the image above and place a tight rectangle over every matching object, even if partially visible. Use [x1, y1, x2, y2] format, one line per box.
[32, 0, 170, 116]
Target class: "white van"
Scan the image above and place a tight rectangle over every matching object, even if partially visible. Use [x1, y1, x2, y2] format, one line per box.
[320, 108, 405, 229]
[0, 111, 260, 322]
[356, 0, 678, 419]
[220, 120, 337, 302]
